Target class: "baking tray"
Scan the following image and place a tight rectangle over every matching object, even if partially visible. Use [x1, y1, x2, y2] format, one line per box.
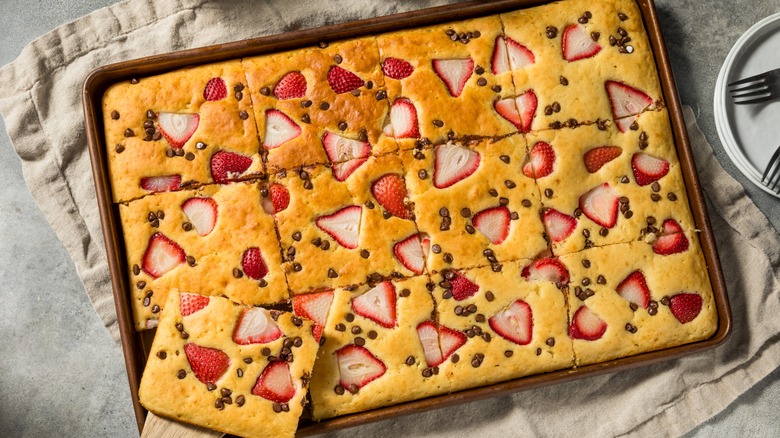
[82, 0, 732, 435]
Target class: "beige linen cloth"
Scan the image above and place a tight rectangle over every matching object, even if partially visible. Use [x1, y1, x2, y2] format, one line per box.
[0, 0, 778, 436]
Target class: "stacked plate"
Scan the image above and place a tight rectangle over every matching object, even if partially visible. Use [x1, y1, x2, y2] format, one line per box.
[715, 12, 780, 197]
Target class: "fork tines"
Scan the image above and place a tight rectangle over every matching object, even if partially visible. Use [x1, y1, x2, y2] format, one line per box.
[761, 144, 780, 194]
[728, 68, 780, 105]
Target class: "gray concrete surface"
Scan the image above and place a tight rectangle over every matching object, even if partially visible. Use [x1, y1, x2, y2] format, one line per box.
[0, 1, 778, 437]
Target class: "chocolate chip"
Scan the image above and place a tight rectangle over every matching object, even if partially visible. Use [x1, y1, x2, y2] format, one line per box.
[544, 188, 554, 198]
[499, 197, 509, 206]
[583, 229, 591, 238]
[582, 259, 591, 268]
[551, 102, 561, 113]
[382, 211, 392, 220]
[489, 189, 499, 197]
[422, 368, 433, 377]
[432, 119, 444, 127]
[618, 27, 628, 37]
[477, 78, 487, 86]
[110, 110, 120, 120]
[578, 16, 588, 24]
[545, 106, 553, 116]
[485, 290, 495, 302]
[651, 182, 661, 192]
[667, 193, 678, 201]
[206, 382, 217, 392]
[651, 193, 661, 202]
[475, 66, 485, 75]
[293, 262, 302, 272]
[443, 253, 453, 263]
[375, 90, 387, 100]
[618, 12, 628, 20]
[321, 240, 330, 250]
[177, 370, 186, 379]
[505, 180, 516, 189]
[457, 207, 471, 218]
[334, 384, 345, 395]
[471, 356, 482, 368]
[151, 304, 160, 314]
[232, 268, 244, 278]
[599, 228, 609, 237]
[491, 85, 502, 92]
[546, 26, 558, 39]
[303, 180, 313, 190]
[137, 281, 146, 290]
[431, 244, 442, 254]
[318, 102, 330, 111]
[360, 249, 370, 258]
[354, 337, 365, 346]
[124, 128, 134, 137]
[591, 31, 601, 41]
[292, 316, 303, 326]
[235, 91, 243, 100]
[337, 121, 347, 131]
[184, 152, 195, 161]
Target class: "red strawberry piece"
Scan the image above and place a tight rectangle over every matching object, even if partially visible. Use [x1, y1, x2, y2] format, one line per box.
[292, 291, 334, 342]
[322, 132, 371, 164]
[584, 146, 622, 173]
[157, 113, 199, 149]
[606, 80, 653, 120]
[579, 182, 619, 228]
[262, 183, 290, 215]
[140, 175, 181, 193]
[384, 98, 420, 138]
[472, 206, 511, 245]
[521, 258, 570, 285]
[393, 233, 428, 275]
[569, 306, 607, 341]
[652, 219, 689, 255]
[450, 271, 479, 301]
[542, 208, 577, 243]
[382, 58, 414, 80]
[416, 321, 466, 367]
[522, 141, 555, 178]
[489, 299, 533, 345]
[351, 281, 397, 328]
[331, 158, 369, 182]
[669, 293, 703, 324]
[631, 152, 670, 186]
[142, 232, 185, 279]
[492, 36, 535, 74]
[210, 150, 252, 184]
[233, 307, 282, 345]
[180, 292, 210, 317]
[273, 71, 307, 100]
[181, 197, 217, 236]
[616, 271, 650, 309]
[184, 343, 230, 385]
[263, 109, 301, 149]
[203, 77, 227, 101]
[335, 344, 386, 389]
[495, 90, 537, 133]
[433, 141, 481, 189]
[252, 361, 296, 403]
[562, 24, 602, 61]
[327, 65, 364, 94]
[241, 247, 268, 280]
[371, 174, 412, 220]
[315, 205, 362, 249]
[432, 58, 474, 97]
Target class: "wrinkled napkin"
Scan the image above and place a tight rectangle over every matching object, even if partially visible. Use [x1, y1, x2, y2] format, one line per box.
[0, 0, 778, 436]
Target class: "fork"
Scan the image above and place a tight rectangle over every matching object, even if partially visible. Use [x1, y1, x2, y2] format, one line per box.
[761, 144, 780, 194]
[728, 68, 780, 105]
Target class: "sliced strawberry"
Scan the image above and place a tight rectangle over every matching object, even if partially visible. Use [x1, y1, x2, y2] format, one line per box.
[382, 58, 414, 80]
[203, 77, 227, 101]
[180, 292, 210, 317]
[232, 307, 282, 345]
[450, 271, 479, 301]
[616, 271, 650, 309]
[142, 233, 185, 279]
[322, 131, 371, 164]
[521, 258, 570, 285]
[332, 158, 369, 182]
[652, 219, 689, 255]
[492, 36, 535, 74]
[393, 233, 427, 275]
[157, 113, 199, 149]
[495, 91, 537, 133]
[351, 281, 397, 328]
[273, 71, 307, 100]
[292, 291, 334, 343]
[562, 24, 602, 61]
[210, 150, 252, 184]
[371, 174, 412, 220]
[241, 247, 268, 280]
[615, 115, 639, 133]
[315, 205, 362, 249]
[523, 141, 555, 178]
[384, 98, 419, 138]
[606, 80, 653, 120]
[584, 146, 622, 173]
[433, 141, 481, 189]
[569, 306, 607, 341]
[631, 153, 670, 186]
[669, 293, 703, 324]
[335, 345, 386, 389]
[140, 175, 181, 193]
[472, 206, 511, 245]
[263, 109, 301, 149]
[184, 343, 230, 385]
[432, 58, 474, 97]
[489, 299, 533, 345]
[181, 197, 217, 236]
[579, 182, 619, 228]
[252, 361, 295, 403]
[262, 183, 290, 215]
[416, 321, 466, 367]
[542, 208, 577, 243]
[327, 65, 364, 94]
[439, 325, 467, 360]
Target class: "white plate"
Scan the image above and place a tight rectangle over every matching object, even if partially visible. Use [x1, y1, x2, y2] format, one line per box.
[714, 12, 780, 197]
